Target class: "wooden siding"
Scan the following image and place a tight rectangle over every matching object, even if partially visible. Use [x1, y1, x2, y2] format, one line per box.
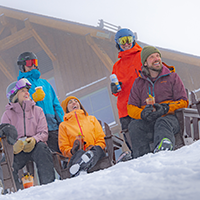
[0, 6, 200, 141]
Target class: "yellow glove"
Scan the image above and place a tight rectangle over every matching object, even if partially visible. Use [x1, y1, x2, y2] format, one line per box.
[32, 88, 45, 102]
[23, 137, 36, 153]
[13, 140, 25, 154]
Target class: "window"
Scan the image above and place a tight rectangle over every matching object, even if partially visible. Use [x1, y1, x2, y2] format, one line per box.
[80, 87, 115, 125]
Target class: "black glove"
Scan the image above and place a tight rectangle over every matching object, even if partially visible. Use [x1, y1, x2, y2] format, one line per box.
[70, 139, 80, 155]
[110, 82, 122, 94]
[146, 103, 169, 122]
[141, 105, 154, 121]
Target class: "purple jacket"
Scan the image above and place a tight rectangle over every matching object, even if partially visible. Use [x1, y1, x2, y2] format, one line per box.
[1, 100, 48, 143]
[127, 64, 188, 119]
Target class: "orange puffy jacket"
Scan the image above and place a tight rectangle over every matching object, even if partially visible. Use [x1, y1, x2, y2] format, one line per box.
[58, 109, 106, 159]
[112, 43, 142, 118]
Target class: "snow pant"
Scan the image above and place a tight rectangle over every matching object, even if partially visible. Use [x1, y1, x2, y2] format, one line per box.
[120, 115, 133, 151]
[13, 142, 55, 190]
[47, 130, 61, 153]
[128, 114, 180, 159]
[68, 146, 106, 171]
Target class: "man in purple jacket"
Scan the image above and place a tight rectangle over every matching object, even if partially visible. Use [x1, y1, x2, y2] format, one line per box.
[1, 78, 55, 190]
[127, 46, 188, 159]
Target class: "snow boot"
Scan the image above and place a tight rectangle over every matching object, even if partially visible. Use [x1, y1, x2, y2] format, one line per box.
[69, 150, 94, 176]
[154, 138, 173, 153]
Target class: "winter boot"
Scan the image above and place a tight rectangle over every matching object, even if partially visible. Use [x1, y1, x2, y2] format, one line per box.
[69, 150, 94, 176]
[154, 138, 173, 153]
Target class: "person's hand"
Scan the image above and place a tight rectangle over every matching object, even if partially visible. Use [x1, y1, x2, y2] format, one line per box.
[70, 139, 80, 155]
[145, 103, 169, 122]
[13, 140, 25, 154]
[23, 137, 36, 153]
[141, 105, 154, 121]
[110, 82, 122, 94]
[32, 88, 45, 102]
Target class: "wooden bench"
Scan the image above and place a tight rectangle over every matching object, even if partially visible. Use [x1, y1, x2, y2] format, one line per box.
[0, 135, 17, 193]
[123, 90, 200, 152]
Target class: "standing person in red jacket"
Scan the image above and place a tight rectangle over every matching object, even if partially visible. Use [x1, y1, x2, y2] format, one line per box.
[111, 28, 142, 149]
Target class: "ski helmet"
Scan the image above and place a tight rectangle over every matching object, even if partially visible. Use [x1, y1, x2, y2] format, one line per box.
[17, 52, 39, 72]
[6, 78, 31, 102]
[115, 28, 136, 51]
[115, 28, 135, 43]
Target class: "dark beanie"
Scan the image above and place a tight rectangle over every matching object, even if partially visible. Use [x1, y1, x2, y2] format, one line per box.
[141, 46, 161, 66]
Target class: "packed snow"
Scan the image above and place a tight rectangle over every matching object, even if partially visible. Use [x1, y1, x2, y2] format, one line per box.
[1, 140, 200, 200]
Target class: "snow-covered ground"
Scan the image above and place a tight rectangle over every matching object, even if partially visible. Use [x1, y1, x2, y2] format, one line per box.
[1, 140, 200, 200]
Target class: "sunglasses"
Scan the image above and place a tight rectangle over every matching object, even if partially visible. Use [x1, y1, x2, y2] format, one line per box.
[25, 59, 38, 67]
[118, 36, 133, 45]
[7, 78, 32, 99]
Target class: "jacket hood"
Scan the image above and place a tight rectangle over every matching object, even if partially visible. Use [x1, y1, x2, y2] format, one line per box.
[63, 109, 88, 121]
[140, 62, 175, 78]
[118, 42, 142, 59]
[18, 69, 40, 81]
[5, 99, 36, 113]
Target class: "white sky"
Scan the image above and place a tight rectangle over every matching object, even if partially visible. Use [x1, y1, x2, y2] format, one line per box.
[0, 0, 199, 57]
[1, 140, 200, 200]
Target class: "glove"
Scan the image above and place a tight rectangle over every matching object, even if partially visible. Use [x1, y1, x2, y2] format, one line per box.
[70, 139, 80, 155]
[110, 82, 122, 94]
[146, 103, 169, 122]
[13, 140, 25, 154]
[141, 105, 154, 121]
[32, 88, 45, 102]
[23, 137, 36, 153]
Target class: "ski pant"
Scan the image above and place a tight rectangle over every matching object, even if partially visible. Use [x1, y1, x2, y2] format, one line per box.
[13, 142, 55, 190]
[128, 114, 180, 159]
[120, 115, 133, 151]
[68, 145, 106, 171]
[47, 130, 61, 153]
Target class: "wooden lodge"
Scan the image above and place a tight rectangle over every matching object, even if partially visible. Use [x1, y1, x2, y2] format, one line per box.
[0, 6, 200, 152]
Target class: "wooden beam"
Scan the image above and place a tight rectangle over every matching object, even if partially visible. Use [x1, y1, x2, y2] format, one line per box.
[24, 20, 56, 61]
[85, 34, 113, 73]
[0, 27, 32, 51]
[0, 57, 15, 81]
[160, 50, 200, 67]
[0, 7, 113, 42]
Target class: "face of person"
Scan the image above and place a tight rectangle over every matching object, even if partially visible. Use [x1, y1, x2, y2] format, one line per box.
[17, 87, 30, 105]
[67, 99, 81, 112]
[144, 53, 162, 72]
[120, 42, 133, 51]
[24, 64, 37, 72]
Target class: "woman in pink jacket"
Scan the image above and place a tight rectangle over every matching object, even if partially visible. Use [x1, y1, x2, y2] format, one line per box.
[1, 78, 55, 190]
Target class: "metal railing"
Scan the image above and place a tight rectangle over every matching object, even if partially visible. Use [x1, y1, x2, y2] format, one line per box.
[98, 19, 121, 32]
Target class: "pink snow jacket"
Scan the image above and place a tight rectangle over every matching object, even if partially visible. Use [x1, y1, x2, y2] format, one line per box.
[1, 100, 48, 143]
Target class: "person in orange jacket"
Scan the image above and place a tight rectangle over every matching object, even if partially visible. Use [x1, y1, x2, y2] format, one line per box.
[58, 96, 106, 177]
[111, 28, 142, 149]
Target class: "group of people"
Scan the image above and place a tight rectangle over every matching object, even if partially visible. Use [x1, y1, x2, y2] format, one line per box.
[111, 28, 188, 158]
[0, 27, 188, 192]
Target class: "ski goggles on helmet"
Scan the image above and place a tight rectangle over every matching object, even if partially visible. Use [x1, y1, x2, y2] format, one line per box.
[25, 59, 38, 67]
[7, 78, 32, 99]
[118, 36, 133, 45]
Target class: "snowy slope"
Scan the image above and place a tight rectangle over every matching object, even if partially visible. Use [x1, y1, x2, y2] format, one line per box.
[1, 140, 200, 200]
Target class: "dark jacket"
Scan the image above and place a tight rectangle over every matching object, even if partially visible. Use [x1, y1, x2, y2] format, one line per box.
[127, 63, 189, 119]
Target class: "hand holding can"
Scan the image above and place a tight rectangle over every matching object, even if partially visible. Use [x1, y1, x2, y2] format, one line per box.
[110, 74, 121, 91]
